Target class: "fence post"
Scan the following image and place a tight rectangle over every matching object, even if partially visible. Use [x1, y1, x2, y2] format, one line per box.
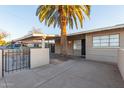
[0, 50, 2, 78]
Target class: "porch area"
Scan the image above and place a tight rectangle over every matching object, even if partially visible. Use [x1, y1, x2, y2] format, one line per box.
[0, 54, 124, 88]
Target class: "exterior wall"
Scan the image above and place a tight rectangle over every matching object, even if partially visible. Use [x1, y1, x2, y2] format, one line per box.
[67, 40, 74, 55]
[55, 34, 85, 56]
[55, 39, 74, 55]
[30, 48, 49, 68]
[118, 49, 124, 80]
[74, 50, 81, 56]
[86, 28, 124, 63]
[55, 39, 61, 54]
[68, 34, 85, 56]
[55, 39, 82, 56]
[0, 50, 2, 79]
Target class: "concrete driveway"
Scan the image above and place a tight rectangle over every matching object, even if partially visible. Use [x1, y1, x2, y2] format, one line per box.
[0, 54, 124, 88]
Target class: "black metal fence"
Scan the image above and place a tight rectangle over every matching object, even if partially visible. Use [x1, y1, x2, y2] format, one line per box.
[2, 48, 30, 77]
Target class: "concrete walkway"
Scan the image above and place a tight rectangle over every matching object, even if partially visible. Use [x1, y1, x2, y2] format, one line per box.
[0, 55, 124, 88]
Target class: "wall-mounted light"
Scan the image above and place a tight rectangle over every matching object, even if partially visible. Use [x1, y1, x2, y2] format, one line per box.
[68, 41, 72, 44]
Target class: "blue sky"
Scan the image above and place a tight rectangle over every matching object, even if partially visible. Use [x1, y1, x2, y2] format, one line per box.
[0, 5, 124, 41]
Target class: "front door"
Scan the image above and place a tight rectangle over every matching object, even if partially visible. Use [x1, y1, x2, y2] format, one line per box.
[50, 44, 55, 53]
[81, 39, 86, 57]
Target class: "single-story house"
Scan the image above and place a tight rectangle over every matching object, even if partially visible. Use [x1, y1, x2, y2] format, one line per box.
[14, 24, 124, 64]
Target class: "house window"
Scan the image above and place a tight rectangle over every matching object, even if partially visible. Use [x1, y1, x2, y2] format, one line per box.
[100, 35, 109, 47]
[93, 34, 119, 48]
[73, 40, 81, 50]
[109, 34, 119, 47]
[93, 36, 101, 47]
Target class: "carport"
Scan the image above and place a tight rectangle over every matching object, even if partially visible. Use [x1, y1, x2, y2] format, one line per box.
[13, 33, 57, 48]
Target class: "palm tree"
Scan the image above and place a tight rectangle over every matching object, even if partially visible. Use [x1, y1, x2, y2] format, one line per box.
[36, 5, 90, 55]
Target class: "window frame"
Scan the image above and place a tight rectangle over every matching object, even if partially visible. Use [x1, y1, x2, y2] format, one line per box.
[109, 34, 120, 47]
[92, 34, 120, 48]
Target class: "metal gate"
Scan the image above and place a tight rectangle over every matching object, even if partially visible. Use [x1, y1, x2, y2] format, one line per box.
[2, 48, 30, 77]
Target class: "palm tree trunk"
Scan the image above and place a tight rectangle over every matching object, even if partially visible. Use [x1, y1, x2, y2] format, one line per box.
[59, 6, 68, 55]
[60, 20, 68, 55]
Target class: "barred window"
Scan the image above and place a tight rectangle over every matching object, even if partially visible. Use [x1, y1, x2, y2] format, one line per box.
[109, 34, 119, 47]
[93, 36, 100, 47]
[93, 34, 119, 48]
[100, 36, 109, 47]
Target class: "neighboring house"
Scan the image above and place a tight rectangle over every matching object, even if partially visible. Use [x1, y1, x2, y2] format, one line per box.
[14, 24, 124, 64]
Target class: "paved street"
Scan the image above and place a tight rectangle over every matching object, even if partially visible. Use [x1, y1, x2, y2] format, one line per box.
[0, 54, 124, 88]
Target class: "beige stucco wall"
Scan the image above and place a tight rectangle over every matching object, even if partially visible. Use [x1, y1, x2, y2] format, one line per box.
[30, 48, 49, 68]
[86, 28, 124, 63]
[0, 50, 2, 79]
[118, 49, 124, 80]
